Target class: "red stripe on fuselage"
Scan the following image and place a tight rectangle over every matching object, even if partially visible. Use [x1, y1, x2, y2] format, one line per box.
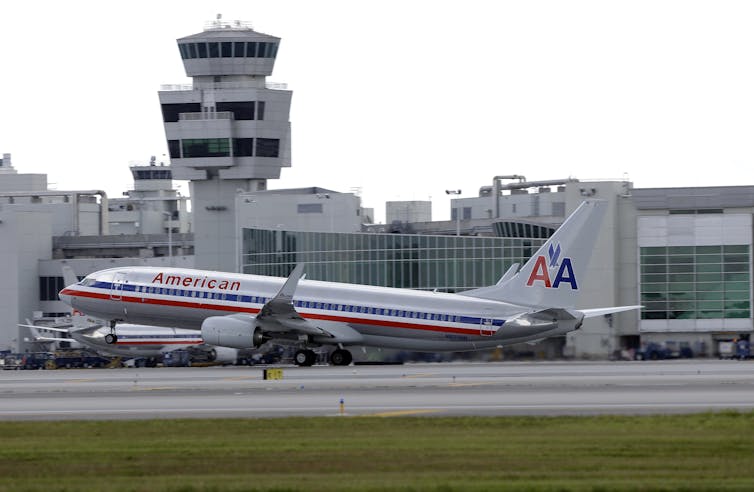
[63, 288, 496, 336]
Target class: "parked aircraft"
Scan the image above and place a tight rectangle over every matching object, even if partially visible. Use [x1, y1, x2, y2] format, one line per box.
[21, 316, 238, 364]
[59, 200, 640, 366]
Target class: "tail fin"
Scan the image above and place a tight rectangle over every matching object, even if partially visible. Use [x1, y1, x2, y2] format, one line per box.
[460, 200, 607, 308]
[61, 265, 78, 287]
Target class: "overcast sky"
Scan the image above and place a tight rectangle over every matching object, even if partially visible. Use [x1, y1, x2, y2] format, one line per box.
[1, 1, 753, 222]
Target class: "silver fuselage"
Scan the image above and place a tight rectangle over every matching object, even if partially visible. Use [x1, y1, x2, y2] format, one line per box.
[60, 266, 579, 351]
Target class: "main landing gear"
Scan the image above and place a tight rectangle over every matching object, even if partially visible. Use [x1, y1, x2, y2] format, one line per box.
[293, 349, 317, 367]
[329, 348, 352, 366]
[292, 348, 353, 366]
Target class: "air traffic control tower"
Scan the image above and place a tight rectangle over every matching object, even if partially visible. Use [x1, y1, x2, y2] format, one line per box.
[159, 17, 292, 272]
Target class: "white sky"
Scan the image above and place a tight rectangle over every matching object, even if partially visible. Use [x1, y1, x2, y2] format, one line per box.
[2, 1, 754, 223]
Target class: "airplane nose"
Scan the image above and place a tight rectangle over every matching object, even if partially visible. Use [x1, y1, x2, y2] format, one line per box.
[58, 287, 73, 306]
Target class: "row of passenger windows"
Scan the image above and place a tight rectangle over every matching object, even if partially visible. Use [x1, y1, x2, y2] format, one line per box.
[131, 284, 471, 323]
[161, 102, 265, 123]
[179, 41, 278, 60]
[168, 138, 280, 159]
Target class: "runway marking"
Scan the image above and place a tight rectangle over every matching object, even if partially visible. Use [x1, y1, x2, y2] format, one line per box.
[401, 373, 435, 379]
[64, 379, 96, 383]
[223, 376, 258, 381]
[131, 386, 178, 391]
[448, 382, 497, 388]
[369, 409, 442, 417]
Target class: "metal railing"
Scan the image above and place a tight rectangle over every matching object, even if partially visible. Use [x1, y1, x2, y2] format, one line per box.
[179, 111, 234, 121]
[160, 81, 288, 91]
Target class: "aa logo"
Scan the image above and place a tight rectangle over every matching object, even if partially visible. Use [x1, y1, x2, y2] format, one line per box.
[526, 243, 578, 289]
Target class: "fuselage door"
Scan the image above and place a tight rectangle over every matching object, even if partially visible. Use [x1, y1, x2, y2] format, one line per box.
[480, 317, 495, 336]
[110, 272, 126, 300]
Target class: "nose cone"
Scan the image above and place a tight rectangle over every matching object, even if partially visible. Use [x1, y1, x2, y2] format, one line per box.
[58, 286, 75, 306]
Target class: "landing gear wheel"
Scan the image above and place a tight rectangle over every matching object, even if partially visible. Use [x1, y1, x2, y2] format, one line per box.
[329, 349, 352, 366]
[104, 333, 118, 345]
[294, 349, 317, 367]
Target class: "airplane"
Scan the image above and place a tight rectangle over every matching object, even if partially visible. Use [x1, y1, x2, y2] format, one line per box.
[59, 200, 641, 366]
[21, 320, 238, 365]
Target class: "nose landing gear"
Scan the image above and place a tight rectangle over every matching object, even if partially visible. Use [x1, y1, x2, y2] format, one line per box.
[105, 320, 119, 345]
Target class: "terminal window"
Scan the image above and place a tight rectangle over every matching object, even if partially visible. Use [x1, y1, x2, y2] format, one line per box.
[39, 276, 65, 301]
[640, 245, 750, 320]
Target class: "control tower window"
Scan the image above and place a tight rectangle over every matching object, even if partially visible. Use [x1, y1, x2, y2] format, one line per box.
[197, 42, 208, 58]
[168, 140, 180, 159]
[234, 42, 245, 57]
[209, 42, 220, 58]
[179, 44, 189, 60]
[221, 42, 232, 58]
[161, 102, 201, 123]
[233, 138, 254, 157]
[217, 102, 255, 120]
[256, 138, 280, 158]
[182, 138, 230, 158]
[257, 101, 265, 120]
[246, 42, 257, 58]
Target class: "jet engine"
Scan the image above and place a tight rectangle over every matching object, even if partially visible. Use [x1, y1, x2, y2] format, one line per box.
[206, 346, 238, 364]
[200, 315, 266, 349]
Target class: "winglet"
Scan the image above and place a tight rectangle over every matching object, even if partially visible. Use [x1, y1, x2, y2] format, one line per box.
[259, 263, 306, 319]
[276, 263, 306, 303]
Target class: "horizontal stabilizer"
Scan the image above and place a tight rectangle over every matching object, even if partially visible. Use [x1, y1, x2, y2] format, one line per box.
[579, 305, 643, 318]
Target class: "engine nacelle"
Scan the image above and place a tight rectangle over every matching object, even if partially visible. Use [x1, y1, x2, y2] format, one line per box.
[206, 346, 238, 364]
[201, 315, 258, 349]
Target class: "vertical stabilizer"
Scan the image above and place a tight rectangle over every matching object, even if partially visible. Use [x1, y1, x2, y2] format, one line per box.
[460, 200, 607, 308]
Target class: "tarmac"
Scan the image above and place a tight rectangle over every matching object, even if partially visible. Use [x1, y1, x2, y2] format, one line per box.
[2, 360, 754, 420]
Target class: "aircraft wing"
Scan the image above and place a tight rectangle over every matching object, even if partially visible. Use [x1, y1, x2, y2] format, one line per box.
[19, 323, 73, 343]
[19, 323, 71, 334]
[255, 264, 331, 337]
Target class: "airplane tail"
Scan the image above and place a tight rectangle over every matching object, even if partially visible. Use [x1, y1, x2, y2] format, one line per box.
[61, 265, 79, 288]
[460, 200, 607, 309]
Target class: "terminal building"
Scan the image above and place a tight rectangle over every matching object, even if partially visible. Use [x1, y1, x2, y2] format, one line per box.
[1, 19, 752, 360]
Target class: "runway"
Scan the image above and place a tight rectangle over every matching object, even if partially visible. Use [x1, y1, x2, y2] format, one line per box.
[2, 360, 754, 420]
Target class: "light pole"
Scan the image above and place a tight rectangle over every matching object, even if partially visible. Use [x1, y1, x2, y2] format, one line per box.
[162, 212, 173, 267]
[445, 189, 462, 236]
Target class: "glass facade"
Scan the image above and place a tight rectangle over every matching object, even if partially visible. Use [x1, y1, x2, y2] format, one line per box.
[640, 245, 751, 320]
[242, 229, 545, 292]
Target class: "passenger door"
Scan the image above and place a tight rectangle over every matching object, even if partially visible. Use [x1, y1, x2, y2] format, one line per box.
[110, 272, 126, 300]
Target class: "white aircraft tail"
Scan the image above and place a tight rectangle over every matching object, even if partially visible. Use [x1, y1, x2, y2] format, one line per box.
[461, 200, 607, 309]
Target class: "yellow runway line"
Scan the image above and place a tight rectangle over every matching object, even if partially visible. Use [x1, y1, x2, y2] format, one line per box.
[369, 409, 442, 417]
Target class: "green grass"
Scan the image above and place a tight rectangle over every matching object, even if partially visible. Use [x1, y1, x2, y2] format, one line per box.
[1, 413, 754, 491]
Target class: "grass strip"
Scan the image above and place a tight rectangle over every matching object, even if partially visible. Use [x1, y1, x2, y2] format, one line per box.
[1, 412, 753, 491]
